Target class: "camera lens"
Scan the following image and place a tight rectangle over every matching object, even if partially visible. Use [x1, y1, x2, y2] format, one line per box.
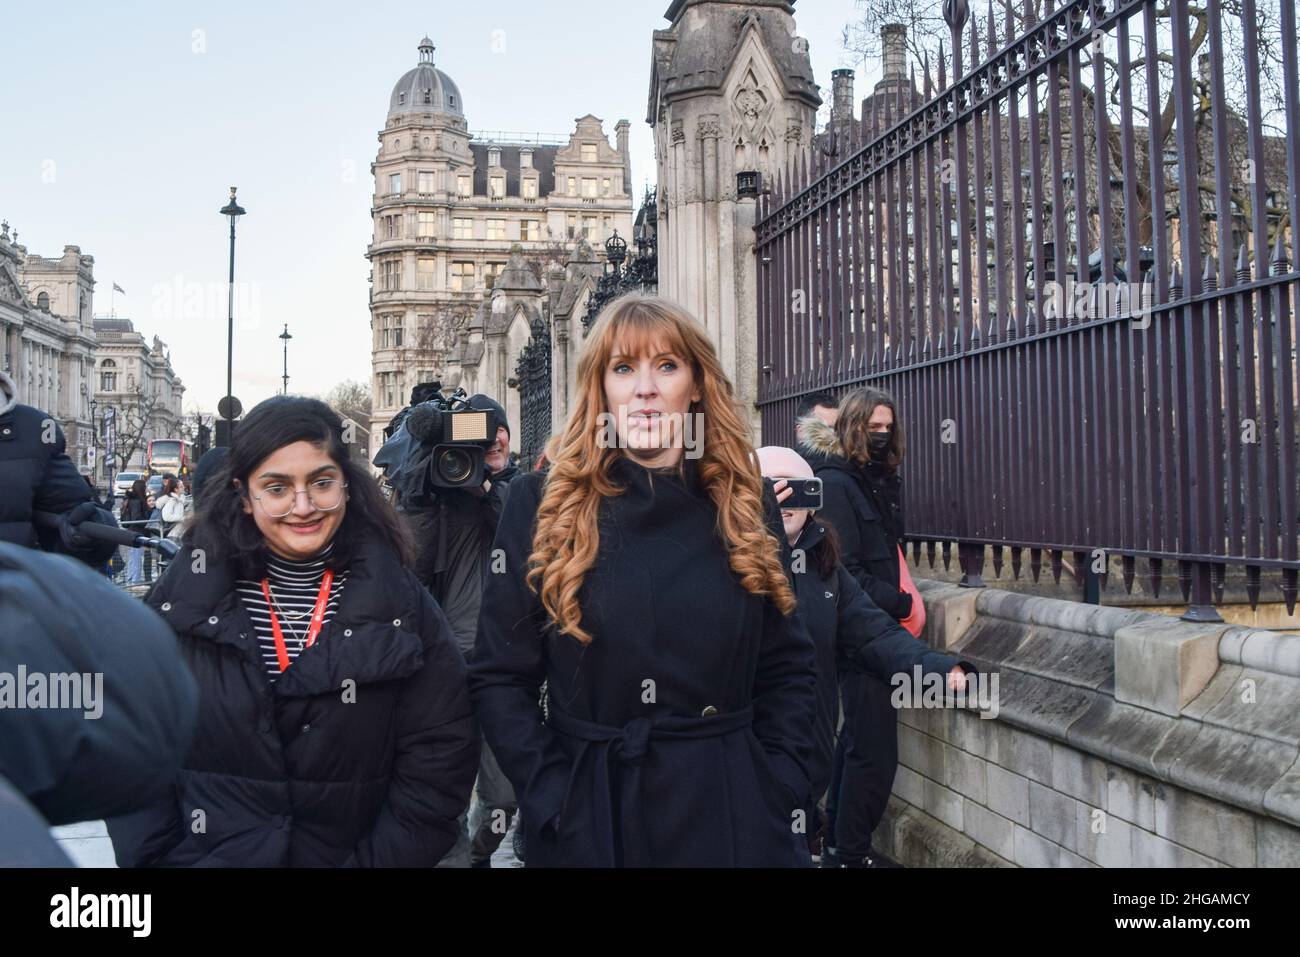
[438, 447, 474, 485]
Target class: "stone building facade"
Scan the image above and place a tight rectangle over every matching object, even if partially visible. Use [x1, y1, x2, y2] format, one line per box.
[648, 0, 821, 437]
[0, 224, 98, 472]
[91, 317, 185, 476]
[367, 37, 636, 458]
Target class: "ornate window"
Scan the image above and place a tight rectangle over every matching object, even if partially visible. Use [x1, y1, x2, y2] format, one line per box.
[100, 359, 117, 392]
[36, 291, 49, 309]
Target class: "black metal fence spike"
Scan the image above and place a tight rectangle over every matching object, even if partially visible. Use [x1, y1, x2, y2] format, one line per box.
[1245, 565, 1261, 611]
[1030, 548, 1043, 584]
[1272, 232, 1291, 274]
[1235, 244, 1251, 284]
[1282, 570, 1298, 616]
[1122, 555, 1136, 594]
[1011, 546, 1023, 580]
[1150, 558, 1164, 599]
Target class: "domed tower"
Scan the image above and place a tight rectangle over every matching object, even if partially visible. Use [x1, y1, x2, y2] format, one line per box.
[368, 37, 474, 452]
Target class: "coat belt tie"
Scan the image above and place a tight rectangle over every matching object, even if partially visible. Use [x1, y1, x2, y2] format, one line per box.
[547, 706, 754, 867]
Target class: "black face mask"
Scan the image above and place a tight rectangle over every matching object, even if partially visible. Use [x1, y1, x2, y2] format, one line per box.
[868, 432, 891, 457]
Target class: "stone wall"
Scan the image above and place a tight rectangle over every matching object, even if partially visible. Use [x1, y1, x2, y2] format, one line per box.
[873, 580, 1300, 867]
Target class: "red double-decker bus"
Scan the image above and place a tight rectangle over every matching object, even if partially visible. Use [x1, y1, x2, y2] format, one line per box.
[147, 438, 193, 478]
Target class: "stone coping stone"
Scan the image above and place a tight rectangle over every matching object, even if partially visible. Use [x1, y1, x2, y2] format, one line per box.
[1114, 615, 1225, 715]
[985, 663, 1099, 742]
[1219, 627, 1300, 678]
[921, 579, 1300, 829]
[974, 587, 1164, 639]
[1182, 664, 1300, 749]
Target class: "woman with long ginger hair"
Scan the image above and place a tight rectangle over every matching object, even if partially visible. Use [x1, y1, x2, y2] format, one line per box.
[469, 295, 818, 867]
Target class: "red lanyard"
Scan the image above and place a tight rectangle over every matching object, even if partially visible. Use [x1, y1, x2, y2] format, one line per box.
[260, 569, 335, 673]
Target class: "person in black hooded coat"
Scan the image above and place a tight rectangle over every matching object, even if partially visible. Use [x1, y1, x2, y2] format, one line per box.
[0, 371, 117, 568]
[797, 387, 920, 865]
[0, 542, 197, 866]
[755, 447, 970, 812]
[469, 296, 818, 868]
[107, 397, 479, 867]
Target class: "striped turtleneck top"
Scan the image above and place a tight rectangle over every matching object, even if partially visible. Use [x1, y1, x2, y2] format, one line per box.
[236, 545, 348, 680]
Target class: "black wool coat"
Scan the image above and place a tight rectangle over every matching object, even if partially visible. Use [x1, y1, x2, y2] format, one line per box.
[0, 373, 116, 566]
[801, 417, 910, 621]
[469, 455, 819, 867]
[106, 534, 480, 867]
[784, 520, 963, 802]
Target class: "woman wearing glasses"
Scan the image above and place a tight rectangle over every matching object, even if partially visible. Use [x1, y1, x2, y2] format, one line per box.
[107, 396, 479, 867]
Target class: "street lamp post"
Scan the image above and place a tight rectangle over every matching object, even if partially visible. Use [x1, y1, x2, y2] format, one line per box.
[279, 323, 293, 394]
[219, 186, 246, 446]
[89, 394, 98, 492]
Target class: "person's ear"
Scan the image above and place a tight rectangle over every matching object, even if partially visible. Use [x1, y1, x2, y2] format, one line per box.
[234, 479, 253, 515]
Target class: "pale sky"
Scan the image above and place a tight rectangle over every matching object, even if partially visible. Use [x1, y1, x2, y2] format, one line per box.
[1, 0, 870, 413]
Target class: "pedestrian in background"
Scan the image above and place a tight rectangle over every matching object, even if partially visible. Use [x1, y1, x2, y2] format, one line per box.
[800, 386, 921, 867]
[757, 444, 969, 864]
[119, 478, 150, 585]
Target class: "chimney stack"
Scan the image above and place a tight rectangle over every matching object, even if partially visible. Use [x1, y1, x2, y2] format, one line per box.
[615, 119, 632, 195]
[831, 69, 855, 128]
[882, 23, 907, 80]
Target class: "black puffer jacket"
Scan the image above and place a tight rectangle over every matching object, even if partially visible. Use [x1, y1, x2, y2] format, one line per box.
[0, 371, 116, 566]
[0, 542, 197, 865]
[801, 416, 911, 621]
[106, 534, 480, 867]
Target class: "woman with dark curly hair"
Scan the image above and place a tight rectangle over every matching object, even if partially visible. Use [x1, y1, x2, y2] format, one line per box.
[107, 396, 479, 867]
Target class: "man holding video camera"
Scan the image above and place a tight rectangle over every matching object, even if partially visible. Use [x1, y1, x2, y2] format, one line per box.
[374, 384, 520, 867]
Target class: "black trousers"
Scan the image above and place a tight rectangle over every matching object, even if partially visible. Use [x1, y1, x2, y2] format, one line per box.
[825, 671, 898, 860]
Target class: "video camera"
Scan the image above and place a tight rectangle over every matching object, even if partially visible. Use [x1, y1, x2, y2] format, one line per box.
[374, 382, 504, 497]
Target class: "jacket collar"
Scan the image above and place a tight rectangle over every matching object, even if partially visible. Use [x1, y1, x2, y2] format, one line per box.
[149, 534, 419, 643]
[798, 416, 842, 458]
[794, 518, 828, 553]
[608, 451, 701, 494]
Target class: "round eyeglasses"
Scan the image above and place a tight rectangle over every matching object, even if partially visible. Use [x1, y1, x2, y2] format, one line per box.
[252, 478, 348, 518]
